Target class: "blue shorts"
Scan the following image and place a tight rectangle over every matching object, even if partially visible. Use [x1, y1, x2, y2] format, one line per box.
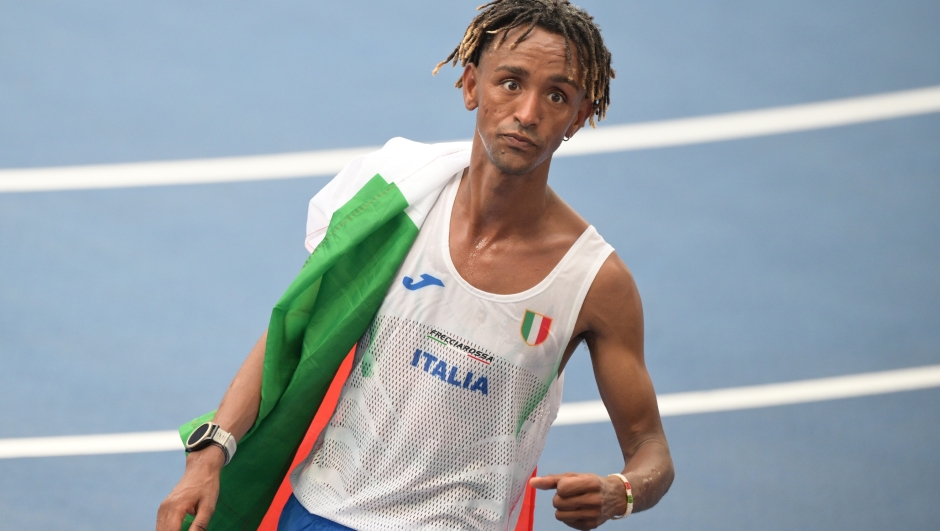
[278, 495, 356, 531]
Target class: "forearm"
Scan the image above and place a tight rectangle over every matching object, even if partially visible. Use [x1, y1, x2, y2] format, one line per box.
[211, 330, 267, 442]
[157, 333, 267, 530]
[620, 438, 674, 513]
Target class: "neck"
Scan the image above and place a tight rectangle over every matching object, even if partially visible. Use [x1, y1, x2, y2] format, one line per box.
[456, 133, 554, 241]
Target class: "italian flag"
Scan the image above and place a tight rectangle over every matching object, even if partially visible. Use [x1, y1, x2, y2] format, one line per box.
[521, 310, 552, 346]
[178, 139, 537, 531]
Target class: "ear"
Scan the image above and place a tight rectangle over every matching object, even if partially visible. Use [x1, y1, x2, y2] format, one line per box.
[462, 64, 479, 111]
[565, 96, 594, 139]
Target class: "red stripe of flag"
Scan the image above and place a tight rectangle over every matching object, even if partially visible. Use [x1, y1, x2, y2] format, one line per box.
[536, 316, 552, 345]
[256, 348, 355, 530]
[515, 468, 537, 530]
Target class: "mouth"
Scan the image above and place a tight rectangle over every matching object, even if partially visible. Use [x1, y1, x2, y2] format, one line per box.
[499, 132, 537, 150]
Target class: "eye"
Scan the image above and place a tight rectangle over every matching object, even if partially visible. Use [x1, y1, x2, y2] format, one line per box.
[549, 92, 566, 104]
[502, 79, 520, 91]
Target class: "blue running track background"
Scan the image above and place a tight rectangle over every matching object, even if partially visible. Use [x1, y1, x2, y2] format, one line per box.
[1, 1, 939, 529]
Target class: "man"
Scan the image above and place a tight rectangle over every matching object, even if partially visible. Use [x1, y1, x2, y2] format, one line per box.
[157, 1, 673, 530]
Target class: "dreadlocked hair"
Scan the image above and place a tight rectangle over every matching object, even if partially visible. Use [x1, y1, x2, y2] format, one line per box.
[433, 0, 615, 126]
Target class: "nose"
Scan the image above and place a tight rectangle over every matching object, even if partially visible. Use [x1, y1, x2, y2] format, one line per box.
[513, 89, 541, 129]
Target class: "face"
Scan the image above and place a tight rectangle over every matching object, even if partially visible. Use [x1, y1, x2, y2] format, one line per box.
[462, 26, 594, 176]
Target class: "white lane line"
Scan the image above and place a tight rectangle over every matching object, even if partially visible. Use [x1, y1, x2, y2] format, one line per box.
[557, 85, 940, 156]
[0, 430, 181, 459]
[2, 85, 939, 193]
[553, 364, 940, 426]
[2, 364, 939, 459]
[0, 147, 379, 193]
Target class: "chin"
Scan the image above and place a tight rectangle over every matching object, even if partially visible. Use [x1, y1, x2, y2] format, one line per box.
[488, 149, 541, 176]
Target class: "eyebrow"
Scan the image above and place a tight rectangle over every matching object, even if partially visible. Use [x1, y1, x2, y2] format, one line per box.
[549, 73, 580, 89]
[494, 65, 580, 90]
[494, 65, 529, 78]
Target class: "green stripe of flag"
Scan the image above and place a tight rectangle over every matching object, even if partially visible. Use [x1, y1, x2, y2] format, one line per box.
[180, 174, 418, 531]
[521, 311, 535, 340]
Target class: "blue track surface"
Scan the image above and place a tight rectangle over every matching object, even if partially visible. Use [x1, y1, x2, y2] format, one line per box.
[1, 1, 939, 529]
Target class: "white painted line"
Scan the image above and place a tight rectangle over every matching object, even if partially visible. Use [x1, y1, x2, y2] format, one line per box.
[2, 86, 939, 193]
[2, 364, 939, 459]
[556, 85, 940, 156]
[553, 364, 940, 426]
[0, 146, 379, 193]
[0, 430, 181, 459]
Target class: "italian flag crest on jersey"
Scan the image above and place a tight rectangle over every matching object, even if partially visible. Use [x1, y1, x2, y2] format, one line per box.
[521, 310, 552, 346]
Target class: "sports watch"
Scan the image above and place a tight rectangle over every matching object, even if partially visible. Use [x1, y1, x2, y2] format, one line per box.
[184, 422, 237, 466]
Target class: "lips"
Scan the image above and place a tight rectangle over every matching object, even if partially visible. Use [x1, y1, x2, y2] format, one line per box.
[500, 132, 537, 149]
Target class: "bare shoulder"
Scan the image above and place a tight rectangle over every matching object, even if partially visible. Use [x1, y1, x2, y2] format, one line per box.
[579, 252, 643, 347]
[547, 188, 642, 349]
[594, 252, 639, 301]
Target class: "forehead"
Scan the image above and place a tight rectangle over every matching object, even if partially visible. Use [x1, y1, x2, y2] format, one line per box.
[479, 26, 583, 85]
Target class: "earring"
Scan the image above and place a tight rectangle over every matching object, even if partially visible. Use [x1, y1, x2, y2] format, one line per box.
[563, 134, 571, 142]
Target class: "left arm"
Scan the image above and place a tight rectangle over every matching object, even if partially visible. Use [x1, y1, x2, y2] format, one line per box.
[531, 253, 674, 529]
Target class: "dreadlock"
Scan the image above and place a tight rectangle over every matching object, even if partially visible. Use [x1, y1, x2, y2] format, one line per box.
[433, 0, 615, 126]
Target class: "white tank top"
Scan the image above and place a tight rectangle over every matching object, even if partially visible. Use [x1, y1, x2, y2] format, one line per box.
[292, 174, 614, 531]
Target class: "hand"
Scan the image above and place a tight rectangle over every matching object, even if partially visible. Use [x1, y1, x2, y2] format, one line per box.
[156, 446, 225, 531]
[530, 473, 627, 530]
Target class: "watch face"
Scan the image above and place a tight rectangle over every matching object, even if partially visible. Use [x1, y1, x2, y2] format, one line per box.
[187, 423, 210, 446]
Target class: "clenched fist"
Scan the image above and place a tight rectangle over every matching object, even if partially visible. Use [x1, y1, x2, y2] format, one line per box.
[530, 472, 628, 530]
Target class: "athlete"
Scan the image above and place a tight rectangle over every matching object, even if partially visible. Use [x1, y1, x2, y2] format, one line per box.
[157, 1, 674, 530]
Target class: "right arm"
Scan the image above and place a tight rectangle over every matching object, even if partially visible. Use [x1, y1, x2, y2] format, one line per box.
[155, 330, 268, 531]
